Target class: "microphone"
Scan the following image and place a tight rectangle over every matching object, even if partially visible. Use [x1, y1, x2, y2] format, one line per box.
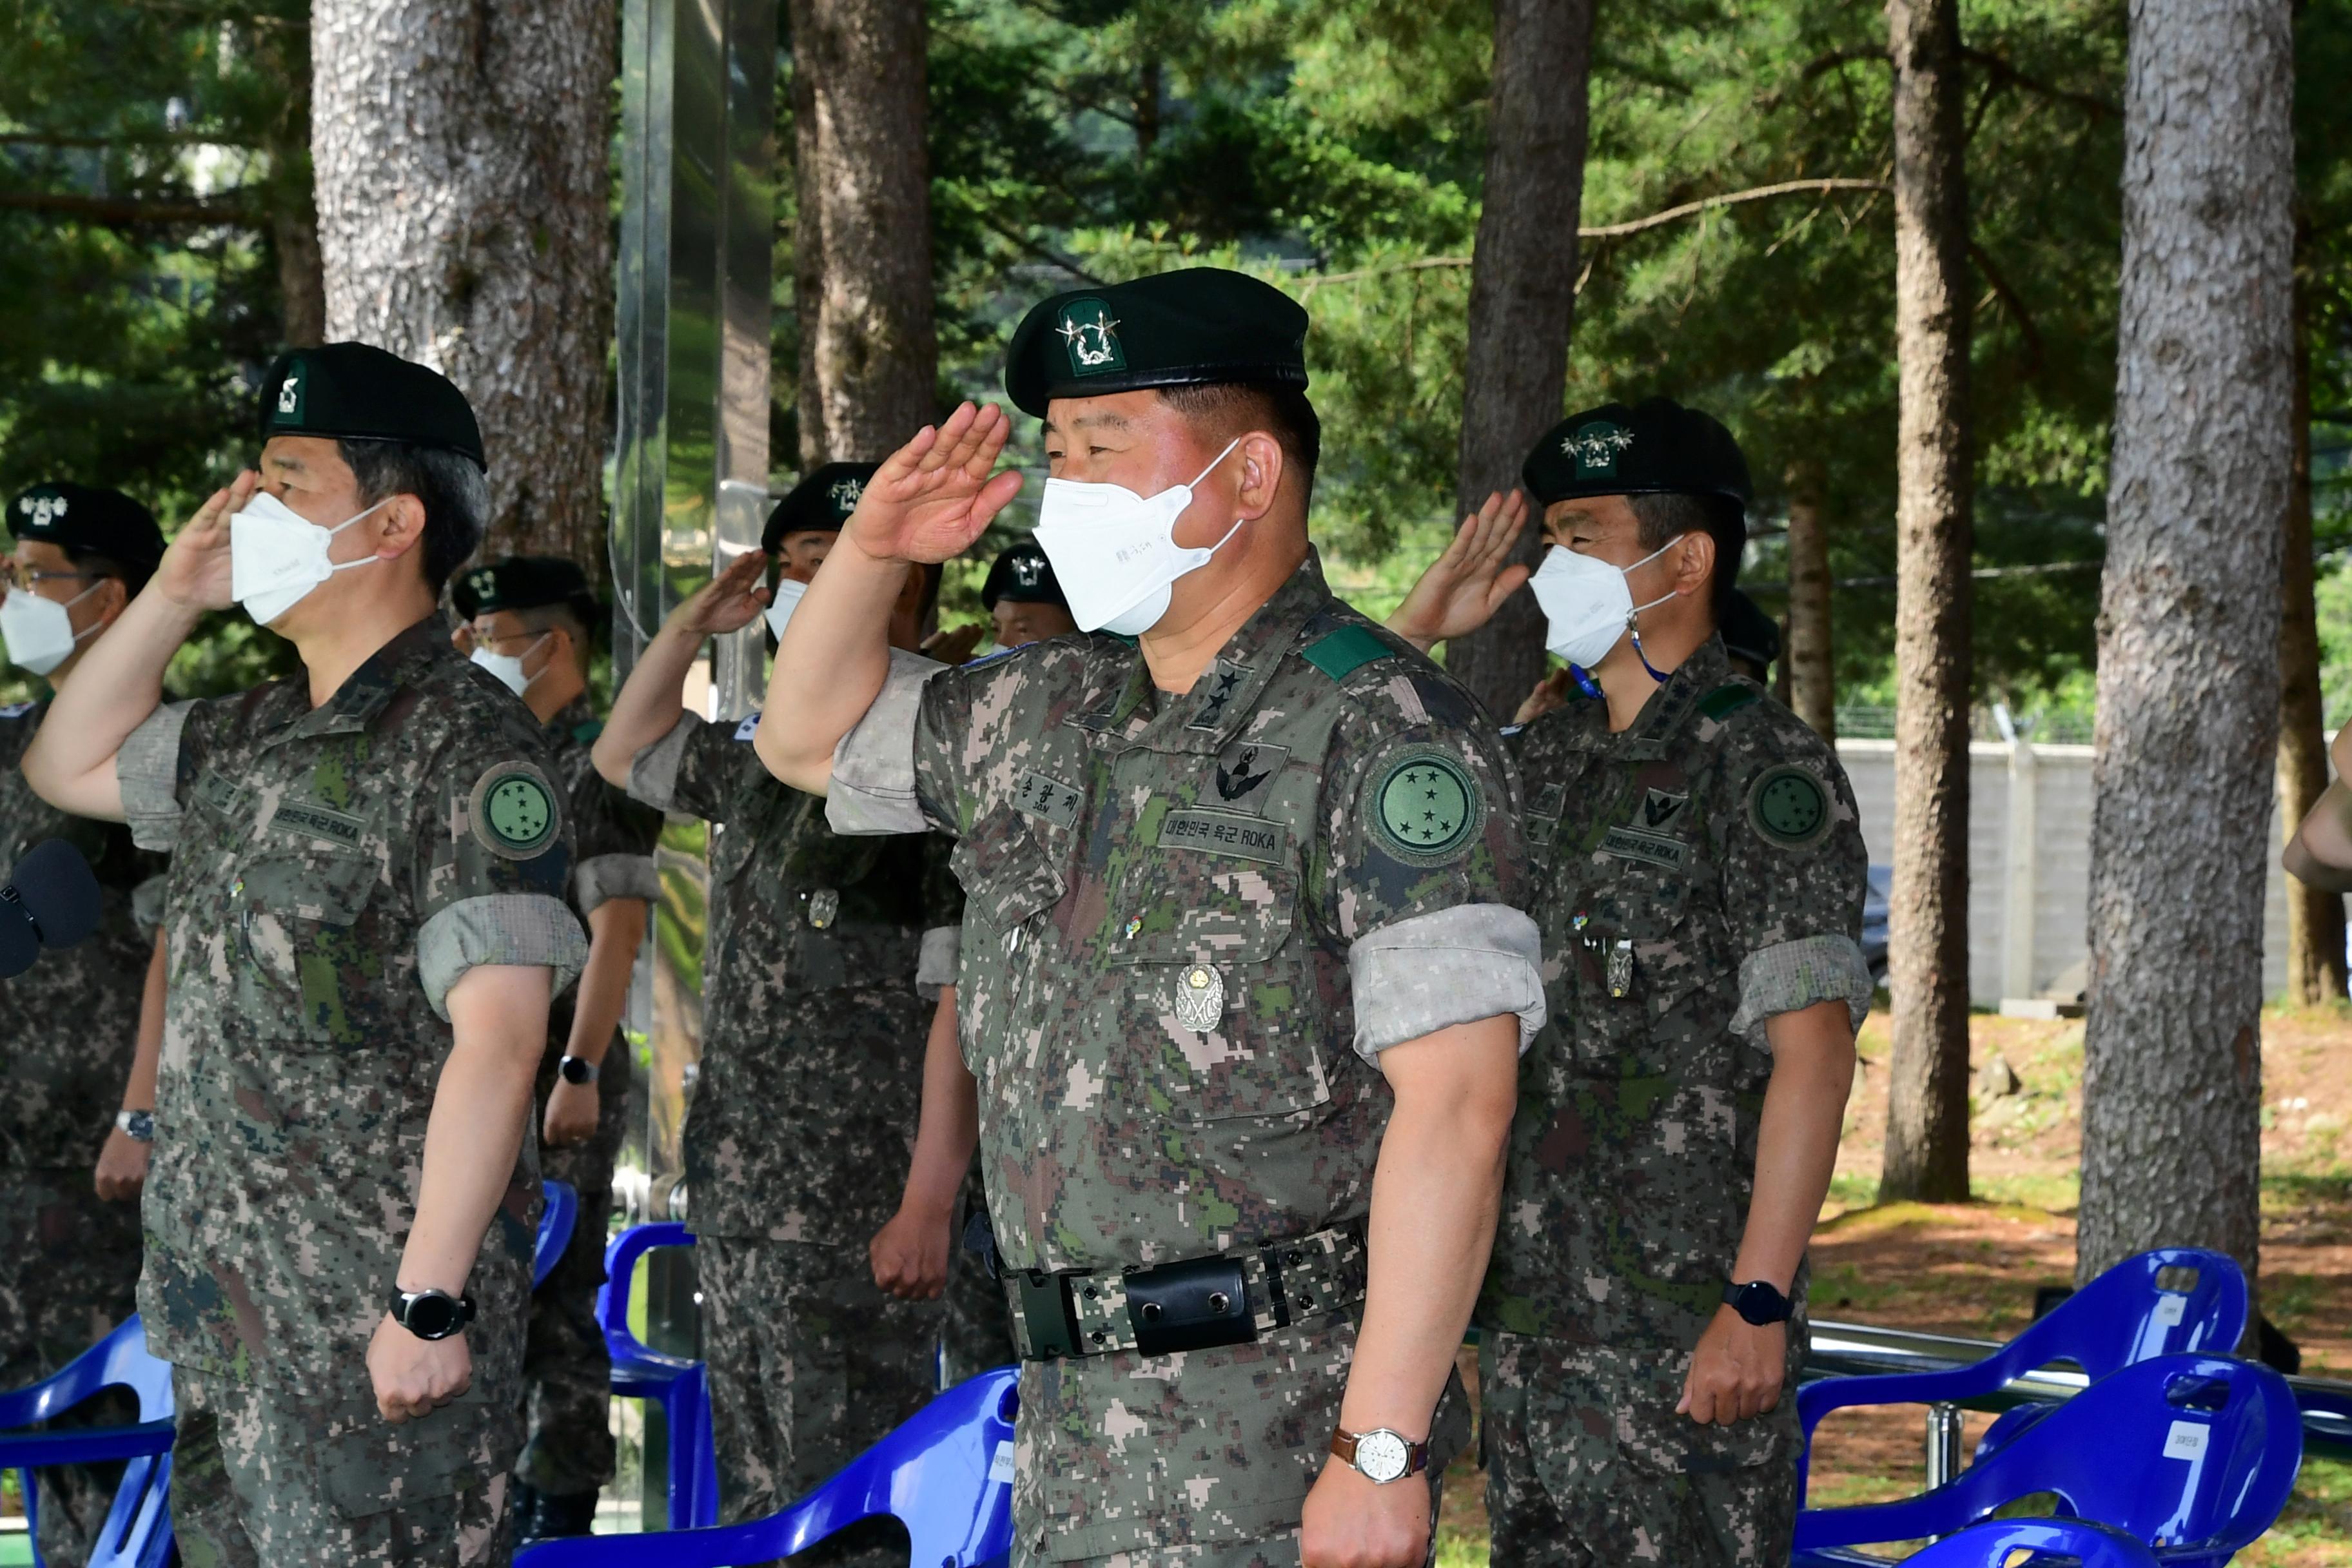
[0, 839, 101, 979]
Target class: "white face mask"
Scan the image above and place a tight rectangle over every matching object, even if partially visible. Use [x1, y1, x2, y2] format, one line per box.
[229, 489, 388, 627]
[763, 577, 808, 642]
[0, 580, 100, 676]
[1525, 537, 1685, 668]
[469, 632, 551, 698]
[1030, 438, 1243, 635]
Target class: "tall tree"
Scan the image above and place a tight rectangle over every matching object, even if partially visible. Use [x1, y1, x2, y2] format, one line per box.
[1444, 0, 1596, 720]
[2079, 0, 2294, 1286]
[789, 0, 937, 464]
[309, 0, 616, 566]
[1880, 0, 1977, 1203]
[1784, 456, 1837, 739]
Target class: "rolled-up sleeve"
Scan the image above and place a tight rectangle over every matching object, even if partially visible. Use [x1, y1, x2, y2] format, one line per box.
[417, 894, 590, 1019]
[625, 714, 701, 814]
[917, 924, 961, 1001]
[1348, 903, 1545, 1062]
[574, 853, 660, 917]
[1731, 933, 1874, 1050]
[827, 650, 946, 836]
[119, 700, 195, 853]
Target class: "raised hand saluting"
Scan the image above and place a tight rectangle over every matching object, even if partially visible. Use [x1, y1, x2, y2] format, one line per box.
[1384, 489, 1532, 654]
[845, 403, 1027, 566]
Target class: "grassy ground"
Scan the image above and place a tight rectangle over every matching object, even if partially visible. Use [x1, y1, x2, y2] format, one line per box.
[1431, 1002, 2352, 1565]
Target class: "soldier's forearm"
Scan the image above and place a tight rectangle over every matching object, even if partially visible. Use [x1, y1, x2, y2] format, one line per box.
[400, 965, 550, 1297]
[1739, 1000, 1857, 1291]
[1342, 1015, 1520, 1440]
[2289, 781, 2352, 888]
[592, 616, 703, 789]
[898, 986, 978, 1219]
[121, 930, 166, 1110]
[756, 531, 908, 794]
[563, 897, 647, 1067]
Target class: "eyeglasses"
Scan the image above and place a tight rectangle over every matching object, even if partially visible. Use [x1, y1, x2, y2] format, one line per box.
[0, 562, 97, 593]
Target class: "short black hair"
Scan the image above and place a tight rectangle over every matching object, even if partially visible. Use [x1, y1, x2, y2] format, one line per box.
[1629, 491, 1744, 620]
[57, 545, 151, 597]
[1156, 384, 1321, 501]
[512, 598, 594, 647]
[338, 438, 489, 591]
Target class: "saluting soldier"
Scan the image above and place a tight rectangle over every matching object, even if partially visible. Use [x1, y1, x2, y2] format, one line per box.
[756, 268, 1544, 1568]
[1389, 397, 1871, 1567]
[451, 557, 662, 1544]
[0, 482, 168, 1568]
[591, 464, 965, 1562]
[23, 342, 589, 1566]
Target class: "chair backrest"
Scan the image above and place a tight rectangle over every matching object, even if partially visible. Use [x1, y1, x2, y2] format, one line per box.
[536, 1179, 578, 1291]
[1903, 1518, 2160, 1568]
[0, 1316, 173, 1429]
[598, 1221, 697, 1373]
[1796, 1353, 2302, 1562]
[1999, 1250, 2248, 1385]
[89, 1449, 173, 1568]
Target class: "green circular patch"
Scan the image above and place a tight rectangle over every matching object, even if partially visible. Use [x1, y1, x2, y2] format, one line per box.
[471, 767, 558, 859]
[1375, 750, 1483, 863]
[1748, 764, 1830, 849]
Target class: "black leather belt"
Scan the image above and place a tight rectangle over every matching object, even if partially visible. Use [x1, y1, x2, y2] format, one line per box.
[1004, 1223, 1367, 1360]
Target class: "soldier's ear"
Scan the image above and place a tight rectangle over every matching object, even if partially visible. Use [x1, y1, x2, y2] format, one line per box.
[1235, 431, 1286, 522]
[1673, 529, 1715, 598]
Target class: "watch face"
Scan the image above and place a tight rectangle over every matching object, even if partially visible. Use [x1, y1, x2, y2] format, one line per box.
[404, 1293, 462, 1340]
[560, 1055, 594, 1084]
[1355, 1429, 1411, 1484]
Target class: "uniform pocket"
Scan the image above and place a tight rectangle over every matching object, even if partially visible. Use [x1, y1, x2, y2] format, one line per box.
[232, 847, 383, 1046]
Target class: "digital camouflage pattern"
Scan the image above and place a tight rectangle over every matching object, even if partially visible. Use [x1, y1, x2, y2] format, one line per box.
[1478, 1331, 1801, 1567]
[117, 614, 587, 1554]
[848, 552, 1534, 1561]
[0, 701, 157, 1568]
[516, 698, 661, 1501]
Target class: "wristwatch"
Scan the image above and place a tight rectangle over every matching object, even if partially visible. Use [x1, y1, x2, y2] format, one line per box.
[387, 1287, 476, 1341]
[1723, 1279, 1794, 1326]
[557, 1055, 599, 1086]
[114, 1109, 155, 1143]
[1329, 1427, 1431, 1485]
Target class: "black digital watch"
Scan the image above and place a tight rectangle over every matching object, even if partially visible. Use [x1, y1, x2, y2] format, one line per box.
[1723, 1279, 1794, 1326]
[388, 1287, 476, 1341]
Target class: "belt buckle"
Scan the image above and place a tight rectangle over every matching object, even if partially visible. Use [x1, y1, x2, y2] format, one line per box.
[1016, 1270, 1081, 1360]
[1126, 1254, 1254, 1356]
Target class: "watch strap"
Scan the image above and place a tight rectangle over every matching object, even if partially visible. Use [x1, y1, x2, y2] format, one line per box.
[1329, 1427, 1431, 1482]
[558, 1055, 600, 1084]
[389, 1287, 477, 1338]
[1723, 1279, 1794, 1324]
[114, 1109, 155, 1142]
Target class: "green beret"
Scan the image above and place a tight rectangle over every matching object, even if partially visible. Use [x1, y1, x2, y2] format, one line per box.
[1522, 397, 1751, 510]
[453, 556, 596, 623]
[1720, 589, 1781, 672]
[1004, 268, 1309, 417]
[5, 483, 164, 573]
[981, 539, 1068, 612]
[762, 462, 877, 554]
[257, 342, 487, 470]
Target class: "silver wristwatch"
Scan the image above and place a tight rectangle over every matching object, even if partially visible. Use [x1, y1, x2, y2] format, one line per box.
[1329, 1426, 1430, 1485]
[114, 1109, 155, 1143]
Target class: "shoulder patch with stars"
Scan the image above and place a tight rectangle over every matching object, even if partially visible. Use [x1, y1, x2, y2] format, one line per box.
[468, 762, 560, 859]
[1746, 763, 1831, 850]
[1373, 748, 1484, 864]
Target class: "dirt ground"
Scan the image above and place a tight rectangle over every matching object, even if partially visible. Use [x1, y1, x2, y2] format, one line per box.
[1432, 1003, 2352, 1566]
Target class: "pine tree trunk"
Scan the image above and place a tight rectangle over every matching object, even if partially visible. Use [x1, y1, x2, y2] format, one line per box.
[787, 0, 936, 462]
[1880, 0, 1976, 1204]
[1785, 456, 1837, 741]
[253, 19, 324, 348]
[2079, 0, 2294, 1289]
[309, 0, 617, 570]
[2278, 260, 2347, 1004]
[790, 44, 828, 472]
[1446, 0, 1596, 722]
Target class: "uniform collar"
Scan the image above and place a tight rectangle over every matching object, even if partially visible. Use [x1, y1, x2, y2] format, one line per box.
[1544, 634, 1734, 759]
[1104, 550, 1335, 756]
[280, 612, 459, 744]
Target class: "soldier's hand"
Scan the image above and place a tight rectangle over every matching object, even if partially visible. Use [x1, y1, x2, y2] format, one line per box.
[155, 470, 253, 611]
[1384, 489, 1531, 654]
[1678, 1306, 1785, 1425]
[920, 622, 988, 667]
[368, 1313, 472, 1424]
[1301, 1456, 1433, 1568]
[93, 1128, 150, 1202]
[870, 1203, 952, 1300]
[542, 1078, 600, 1149]
[1513, 669, 1574, 726]
[672, 549, 772, 638]
[847, 402, 1026, 566]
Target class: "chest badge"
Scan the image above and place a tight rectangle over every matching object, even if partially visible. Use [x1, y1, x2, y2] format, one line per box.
[1171, 964, 1226, 1032]
[1607, 939, 1635, 999]
[807, 888, 840, 930]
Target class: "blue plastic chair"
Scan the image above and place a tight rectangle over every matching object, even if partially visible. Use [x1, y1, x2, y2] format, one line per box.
[1903, 1519, 2160, 1567]
[1793, 1353, 2301, 1568]
[536, 1178, 578, 1290]
[598, 1222, 717, 1529]
[1799, 1248, 2247, 1500]
[0, 1315, 175, 1568]
[514, 1365, 1017, 1568]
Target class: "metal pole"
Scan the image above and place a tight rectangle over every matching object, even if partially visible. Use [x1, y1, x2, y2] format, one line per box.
[1923, 1400, 1966, 1489]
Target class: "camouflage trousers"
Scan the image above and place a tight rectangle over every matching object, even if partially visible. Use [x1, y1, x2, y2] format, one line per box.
[1478, 1331, 1799, 1567]
[697, 1235, 946, 1567]
[0, 1168, 144, 1568]
[168, 1367, 524, 1567]
[515, 1040, 632, 1498]
[941, 1169, 1017, 1386]
[1017, 1471, 1447, 1568]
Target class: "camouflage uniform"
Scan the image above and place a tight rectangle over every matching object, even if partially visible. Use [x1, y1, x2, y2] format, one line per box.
[516, 696, 661, 1502]
[0, 701, 154, 1568]
[1475, 637, 1872, 1567]
[115, 615, 589, 1568]
[827, 553, 1544, 1566]
[624, 704, 965, 1553]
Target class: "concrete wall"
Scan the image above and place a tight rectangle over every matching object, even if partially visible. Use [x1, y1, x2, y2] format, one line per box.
[1834, 739, 2298, 1008]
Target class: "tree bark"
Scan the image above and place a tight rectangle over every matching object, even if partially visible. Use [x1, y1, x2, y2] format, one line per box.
[1784, 456, 1837, 741]
[1879, 0, 1976, 1205]
[2278, 257, 2346, 1004]
[309, 0, 617, 570]
[2079, 0, 2294, 1288]
[790, 43, 828, 472]
[787, 0, 936, 463]
[1445, 0, 1596, 722]
[253, 17, 324, 348]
